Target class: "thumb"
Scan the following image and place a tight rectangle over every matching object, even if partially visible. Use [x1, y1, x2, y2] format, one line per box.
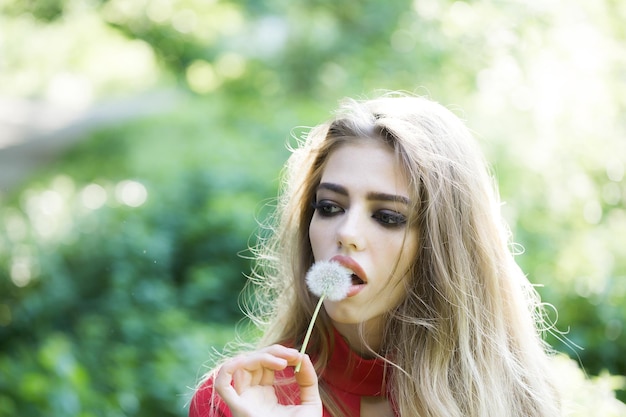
[294, 354, 321, 405]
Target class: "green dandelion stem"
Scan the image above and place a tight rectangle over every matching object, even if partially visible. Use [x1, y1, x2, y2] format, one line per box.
[295, 293, 326, 373]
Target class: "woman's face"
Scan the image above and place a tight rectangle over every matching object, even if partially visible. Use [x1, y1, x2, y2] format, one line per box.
[309, 138, 418, 337]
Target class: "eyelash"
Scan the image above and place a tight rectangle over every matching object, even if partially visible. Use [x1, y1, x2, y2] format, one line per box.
[312, 200, 407, 228]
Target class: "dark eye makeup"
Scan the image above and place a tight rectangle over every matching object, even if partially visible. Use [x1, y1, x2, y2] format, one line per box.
[311, 200, 343, 216]
[312, 200, 407, 228]
[373, 210, 407, 227]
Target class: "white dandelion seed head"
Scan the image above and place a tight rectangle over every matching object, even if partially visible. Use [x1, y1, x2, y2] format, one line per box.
[305, 261, 352, 301]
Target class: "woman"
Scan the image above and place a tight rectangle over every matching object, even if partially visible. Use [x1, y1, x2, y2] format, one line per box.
[189, 94, 561, 416]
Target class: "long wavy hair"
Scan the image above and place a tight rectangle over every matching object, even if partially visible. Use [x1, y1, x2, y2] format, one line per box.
[230, 94, 560, 416]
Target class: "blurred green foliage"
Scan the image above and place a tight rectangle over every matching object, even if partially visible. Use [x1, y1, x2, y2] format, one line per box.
[1, 0, 625, 415]
[0, 96, 278, 416]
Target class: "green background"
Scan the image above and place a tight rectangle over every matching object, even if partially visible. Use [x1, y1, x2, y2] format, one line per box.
[1, 0, 625, 415]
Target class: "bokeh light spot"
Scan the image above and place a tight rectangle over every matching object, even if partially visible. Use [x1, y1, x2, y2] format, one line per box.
[172, 9, 197, 34]
[40, 190, 64, 217]
[115, 180, 148, 207]
[5, 211, 28, 242]
[413, 0, 442, 20]
[215, 53, 246, 80]
[81, 184, 108, 210]
[186, 60, 221, 94]
[602, 183, 622, 206]
[11, 259, 32, 287]
[147, 0, 173, 24]
[605, 319, 623, 342]
[606, 158, 624, 182]
[583, 200, 602, 224]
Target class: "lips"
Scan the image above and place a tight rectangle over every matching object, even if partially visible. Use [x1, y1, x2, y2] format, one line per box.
[330, 255, 367, 297]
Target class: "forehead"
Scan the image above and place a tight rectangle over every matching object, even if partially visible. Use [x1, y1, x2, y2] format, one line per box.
[319, 139, 410, 197]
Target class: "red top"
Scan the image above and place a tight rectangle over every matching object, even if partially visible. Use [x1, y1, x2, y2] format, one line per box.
[188, 329, 395, 417]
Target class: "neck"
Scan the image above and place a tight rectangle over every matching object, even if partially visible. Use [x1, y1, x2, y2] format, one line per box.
[332, 318, 384, 358]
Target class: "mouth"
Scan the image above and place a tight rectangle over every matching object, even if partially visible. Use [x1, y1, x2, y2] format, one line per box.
[351, 273, 365, 285]
[330, 255, 367, 296]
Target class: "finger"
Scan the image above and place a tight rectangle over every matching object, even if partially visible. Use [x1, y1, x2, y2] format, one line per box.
[231, 365, 276, 393]
[214, 347, 305, 409]
[214, 360, 241, 408]
[224, 351, 292, 392]
[293, 354, 322, 406]
[261, 344, 302, 361]
[237, 352, 290, 373]
[259, 365, 275, 386]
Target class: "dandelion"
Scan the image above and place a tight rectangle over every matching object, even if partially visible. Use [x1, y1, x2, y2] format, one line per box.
[295, 261, 351, 372]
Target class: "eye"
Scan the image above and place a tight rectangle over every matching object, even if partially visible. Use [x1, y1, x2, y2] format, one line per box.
[373, 209, 407, 227]
[312, 200, 344, 217]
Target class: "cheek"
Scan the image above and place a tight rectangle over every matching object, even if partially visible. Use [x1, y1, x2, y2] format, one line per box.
[386, 231, 418, 277]
[383, 241, 416, 305]
[378, 231, 415, 260]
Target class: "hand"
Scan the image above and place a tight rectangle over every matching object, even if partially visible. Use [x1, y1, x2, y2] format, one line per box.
[214, 344, 322, 417]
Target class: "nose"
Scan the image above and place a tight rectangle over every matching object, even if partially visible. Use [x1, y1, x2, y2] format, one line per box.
[336, 208, 366, 251]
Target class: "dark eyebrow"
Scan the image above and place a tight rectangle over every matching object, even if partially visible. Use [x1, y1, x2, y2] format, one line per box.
[317, 182, 410, 206]
[317, 182, 348, 196]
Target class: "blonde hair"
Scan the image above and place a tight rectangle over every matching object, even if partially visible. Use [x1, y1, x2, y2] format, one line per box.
[225, 94, 560, 416]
